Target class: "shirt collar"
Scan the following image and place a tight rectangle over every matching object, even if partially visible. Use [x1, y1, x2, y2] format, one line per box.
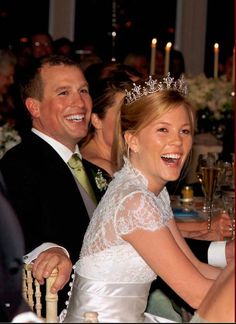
[32, 128, 82, 163]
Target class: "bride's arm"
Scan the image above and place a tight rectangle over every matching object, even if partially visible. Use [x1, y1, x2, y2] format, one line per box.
[122, 225, 214, 310]
[115, 191, 221, 308]
[167, 218, 222, 279]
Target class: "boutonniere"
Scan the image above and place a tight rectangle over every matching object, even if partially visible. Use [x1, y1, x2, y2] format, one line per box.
[94, 169, 108, 191]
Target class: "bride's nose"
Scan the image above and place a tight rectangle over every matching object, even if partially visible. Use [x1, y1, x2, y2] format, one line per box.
[169, 132, 183, 146]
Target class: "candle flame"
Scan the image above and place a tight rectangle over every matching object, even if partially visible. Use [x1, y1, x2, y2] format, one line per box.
[165, 42, 172, 50]
[151, 38, 157, 47]
[214, 43, 219, 50]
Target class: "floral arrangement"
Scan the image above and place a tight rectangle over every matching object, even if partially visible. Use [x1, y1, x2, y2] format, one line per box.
[186, 73, 234, 121]
[0, 122, 21, 158]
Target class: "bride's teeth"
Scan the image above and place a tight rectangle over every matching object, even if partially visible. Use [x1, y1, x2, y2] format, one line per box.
[161, 154, 180, 159]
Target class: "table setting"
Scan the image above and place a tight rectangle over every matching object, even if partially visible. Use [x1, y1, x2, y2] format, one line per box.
[171, 152, 235, 241]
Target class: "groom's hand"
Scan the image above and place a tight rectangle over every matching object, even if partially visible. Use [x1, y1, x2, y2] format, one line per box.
[32, 247, 72, 293]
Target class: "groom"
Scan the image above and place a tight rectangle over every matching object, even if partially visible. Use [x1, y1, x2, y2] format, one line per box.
[0, 55, 95, 310]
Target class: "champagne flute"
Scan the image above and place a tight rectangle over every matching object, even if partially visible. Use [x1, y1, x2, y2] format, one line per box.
[199, 166, 221, 209]
[197, 166, 221, 230]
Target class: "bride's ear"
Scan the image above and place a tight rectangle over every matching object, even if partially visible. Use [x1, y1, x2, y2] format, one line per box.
[124, 132, 139, 153]
[91, 113, 102, 130]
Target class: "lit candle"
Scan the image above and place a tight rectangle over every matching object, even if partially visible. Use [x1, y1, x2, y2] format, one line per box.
[150, 38, 157, 75]
[232, 46, 235, 85]
[164, 42, 172, 76]
[214, 43, 219, 78]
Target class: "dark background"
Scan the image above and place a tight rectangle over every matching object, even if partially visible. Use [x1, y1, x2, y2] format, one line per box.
[0, 0, 234, 75]
[74, 0, 177, 61]
[205, 0, 235, 76]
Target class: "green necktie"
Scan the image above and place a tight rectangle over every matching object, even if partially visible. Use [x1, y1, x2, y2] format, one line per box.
[68, 154, 97, 205]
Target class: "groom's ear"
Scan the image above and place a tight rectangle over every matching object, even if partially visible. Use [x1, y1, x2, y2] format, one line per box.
[124, 132, 139, 153]
[25, 97, 40, 117]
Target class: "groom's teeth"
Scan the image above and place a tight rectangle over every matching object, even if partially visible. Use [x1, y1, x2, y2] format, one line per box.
[66, 115, 84, 121]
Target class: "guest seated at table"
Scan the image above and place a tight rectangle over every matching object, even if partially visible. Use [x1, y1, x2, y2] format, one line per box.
[80, 72, 132, 201]
[29, 31, 54, 60]
[53, 37, 75, 58]
[63, 74, 234, 323]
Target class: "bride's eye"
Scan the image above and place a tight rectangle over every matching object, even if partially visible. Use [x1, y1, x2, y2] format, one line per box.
[181, 128, 191, 135]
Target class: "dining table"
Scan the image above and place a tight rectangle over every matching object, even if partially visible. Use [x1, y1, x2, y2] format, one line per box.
[171, 189, 235, 241]
[171, 195, 210, 222]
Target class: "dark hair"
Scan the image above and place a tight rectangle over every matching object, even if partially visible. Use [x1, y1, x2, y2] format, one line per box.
[54, 37, 73, 49]
[84, 62, 142, 88]
[29, 31, 53, 45]
[90, 74, 131, 117]
[81, 72, 132, 146]
[169, 50, 185, 79]
[20, 54, 81, 103]
[0, 49, 17, 72]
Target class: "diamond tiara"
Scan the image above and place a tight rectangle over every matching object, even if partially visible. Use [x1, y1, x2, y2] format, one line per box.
[124, 73, 188, 105]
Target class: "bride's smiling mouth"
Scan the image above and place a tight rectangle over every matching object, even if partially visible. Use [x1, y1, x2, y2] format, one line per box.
[160, 153, 182, 165]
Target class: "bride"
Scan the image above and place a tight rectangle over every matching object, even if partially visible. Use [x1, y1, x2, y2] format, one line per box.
[62, 75, 234, 323]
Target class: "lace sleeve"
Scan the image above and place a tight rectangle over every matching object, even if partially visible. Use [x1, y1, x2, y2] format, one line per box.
[114, 190, 169, 236]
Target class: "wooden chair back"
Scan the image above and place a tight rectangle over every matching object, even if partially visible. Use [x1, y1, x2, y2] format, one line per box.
[23, 263, 58, 322]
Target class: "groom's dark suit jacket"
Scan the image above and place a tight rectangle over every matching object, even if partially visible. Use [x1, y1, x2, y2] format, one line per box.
[0, 132, 101, 312]
[0, 132, 99, 265]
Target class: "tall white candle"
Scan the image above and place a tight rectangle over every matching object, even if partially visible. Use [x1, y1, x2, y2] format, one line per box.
[164, 42, 172, 76]
[150, 38, 157, 75]
[214, 43, 219, 78]
[232, 46, 235, 85]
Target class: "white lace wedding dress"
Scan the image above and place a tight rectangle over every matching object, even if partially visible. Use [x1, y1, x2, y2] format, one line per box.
[63, 157, 176, 323]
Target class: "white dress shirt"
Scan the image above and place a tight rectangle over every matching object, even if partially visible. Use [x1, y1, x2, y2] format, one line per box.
[208, 241, 227, 268]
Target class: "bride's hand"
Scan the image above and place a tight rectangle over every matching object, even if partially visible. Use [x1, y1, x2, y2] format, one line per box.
[211, 210, 232, 240]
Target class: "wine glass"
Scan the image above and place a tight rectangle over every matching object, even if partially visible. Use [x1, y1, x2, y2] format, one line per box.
[196, 153, 220, 210]
[197, 166, 221, 211]
[197, 166, 221, 230]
